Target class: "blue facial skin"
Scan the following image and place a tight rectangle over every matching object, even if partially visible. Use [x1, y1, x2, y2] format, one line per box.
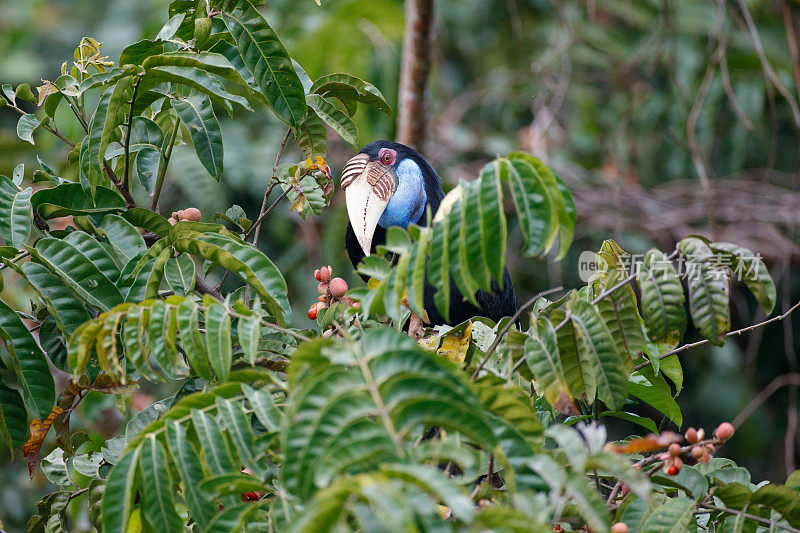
[378, 158, 427, 229]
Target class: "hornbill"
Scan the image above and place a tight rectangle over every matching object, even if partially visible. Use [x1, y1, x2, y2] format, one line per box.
[342, 140, 517, 326]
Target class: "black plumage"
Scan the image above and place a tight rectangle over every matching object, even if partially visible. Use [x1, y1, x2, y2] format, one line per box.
[344, 140, 517, 326]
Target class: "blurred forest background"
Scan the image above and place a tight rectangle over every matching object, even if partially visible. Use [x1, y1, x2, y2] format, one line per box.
[1, 0, 800, 529]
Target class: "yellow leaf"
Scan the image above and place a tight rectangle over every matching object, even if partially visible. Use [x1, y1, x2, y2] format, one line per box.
[367, 277, 382, 290]
[437, 321, 472, 363]
[418, 334, 439, 351]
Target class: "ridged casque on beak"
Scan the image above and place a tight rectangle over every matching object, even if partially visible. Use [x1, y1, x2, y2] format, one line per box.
[341, 154, 397, 256]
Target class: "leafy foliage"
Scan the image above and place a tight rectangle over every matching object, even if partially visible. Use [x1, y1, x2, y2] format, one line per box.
[0, 1, 795, 532]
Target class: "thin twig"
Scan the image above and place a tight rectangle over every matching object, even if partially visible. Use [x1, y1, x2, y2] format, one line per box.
[122, 75, 144, 194]
[733, 373, 800, 429]
[65, 96, 89, 133]
[701, 503, 800, 533]
[634, 300, 800, 372]
[8, 105, 76, 147]
[250, 128, 291, 245]
[150, 117, 180, 211]
[735, 0, 800, 126]
[470, 286, 563, 380]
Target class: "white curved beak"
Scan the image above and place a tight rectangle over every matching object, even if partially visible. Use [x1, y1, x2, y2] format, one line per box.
[341, 156, 397, 256]
[345, 175, 389, 256]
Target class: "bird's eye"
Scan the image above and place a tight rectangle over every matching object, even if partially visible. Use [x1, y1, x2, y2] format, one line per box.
[380, 152, 393, 165]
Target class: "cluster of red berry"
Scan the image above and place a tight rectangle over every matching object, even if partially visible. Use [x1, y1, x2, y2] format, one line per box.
[308, 266, 360, 336]
[167, 207, 201, 225]
[659, 422, 735, 476]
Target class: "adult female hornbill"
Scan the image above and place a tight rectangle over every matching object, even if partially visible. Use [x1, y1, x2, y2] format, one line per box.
[342, 140, 517, 326]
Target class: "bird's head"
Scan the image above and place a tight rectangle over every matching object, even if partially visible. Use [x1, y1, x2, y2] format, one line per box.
[341, 140, 436, 256]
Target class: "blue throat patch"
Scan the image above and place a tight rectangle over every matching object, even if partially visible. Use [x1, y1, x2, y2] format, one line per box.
[378, 158, 427, 229]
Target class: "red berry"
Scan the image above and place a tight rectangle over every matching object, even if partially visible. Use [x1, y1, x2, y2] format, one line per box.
[685, 427, 698, 443]
[691, 446, 704, 459]
[318, 294, 327, 303]
[314, 269, 322, 281]
[308, 304, 318, 320]
[318, 282, 328, 295]
[611, 523, 629, 533]
[183, 207, 201, 221]
[242, 491, 259, 501]
[329, 277, 348, 298]
[696, 428, 705, 441]
[667, 465, 678, 476]
[668, 443, 681, 456]
[715, 422, 735, 440]
[319, 266, 331, 282]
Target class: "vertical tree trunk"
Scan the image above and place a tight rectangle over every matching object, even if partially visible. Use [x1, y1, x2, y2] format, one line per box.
[396, 0, 434, 152]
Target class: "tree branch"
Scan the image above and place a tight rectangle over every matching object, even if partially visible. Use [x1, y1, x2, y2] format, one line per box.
[700, 503, 800, 533]
[150, 117, 180, 211]
[249, 128, 291, 245]
[733, 373, 800, 429]
[634, 300, 800, 372]
[122, 75, 144, 195]
[471, 286, 563, 380]
[396, 0, 434, 150]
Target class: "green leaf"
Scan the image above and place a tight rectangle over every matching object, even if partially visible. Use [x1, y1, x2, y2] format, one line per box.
[28, 237, 124, 311]
[99, 214, 147, 263]
[553, 306, 595, 401]
[306, 94, 357, 147]
[478, 160, 507, 285]
[140, 435, 183, 531]
[509, 152, 571, 257]
[205, 301, 232, 381]
[0, 367, 27, 454]
[566, 296, 627, 410]
[20, 262, 91, 335]
[214, 397, 262, 475]
[101, 445, 142, 533]
[0, 175, 33, 247]
[242, 384, 281, 433]
[166, 420, 215, 529]
[310, 73, 392, 116]
[164, 254, 196, 296]
[459, 179, 492, 292]
[526, 317, 574, 415]
[120, 40, 164, 66]
[238, 310, 261, 367]
[31, 183, 126, 219]
[121, 208, 172, 236]
[84, 85, 116, 190]
[502, 157, 554, 256]
[750, 484, 800, 527]
[710, 242, 776, 315]
[295, 107, 328, 157]
[637, 249, 686, 347]
[174, 232, 289, 325]
[222, 0, 307, 129]
[639, 496, 696, 532]
[156, 13, 185, 40]
[176, 299, 213, 380]
[0, 298, 55, 419]
[678, 237, 730, 346]
[191, 407, 239, 479]
[628, 368, 683, 426]
[594, 268, 646, 362]
[97, 77, 135, 178]
[172, 94, 224, 180]
[63, 231, 121, 282]
[17, 114, 46, 144]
